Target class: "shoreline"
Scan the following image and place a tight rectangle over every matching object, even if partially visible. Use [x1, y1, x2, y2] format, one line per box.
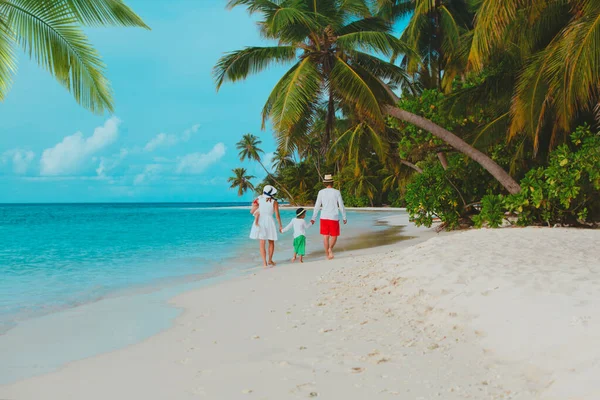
[3, 227, 600, 398]
[0, 210, 422, 386]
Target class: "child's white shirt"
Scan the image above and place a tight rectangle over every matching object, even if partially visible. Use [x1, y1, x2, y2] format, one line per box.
[282, 218, 311, 238]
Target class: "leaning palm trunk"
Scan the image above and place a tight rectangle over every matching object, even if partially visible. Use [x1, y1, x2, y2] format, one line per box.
[384, 105, 521, 194]
[437, 152, 449, 170]
[257, 160, 296, 204]
[400, 159, 423, 173]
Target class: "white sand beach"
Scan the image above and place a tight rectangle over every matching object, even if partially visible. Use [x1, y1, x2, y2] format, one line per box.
[2, 226, 600, 399]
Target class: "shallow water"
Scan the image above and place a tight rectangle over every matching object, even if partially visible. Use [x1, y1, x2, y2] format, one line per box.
[0, 203, 406, 332]
[0, 203, 412, 384]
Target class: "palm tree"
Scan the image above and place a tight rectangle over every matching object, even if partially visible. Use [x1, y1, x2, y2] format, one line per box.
[0, 0, 148, 114]
[329, 121, 389, 176]
[391, 0, 473, 91]
[236, 133, 295, 202]
[228, 167, 255, 196]
[346, 170, 379, 207]
[271, 148, 294, 172]
[214, 0, 521, 194]
[467, 0, 600, 155]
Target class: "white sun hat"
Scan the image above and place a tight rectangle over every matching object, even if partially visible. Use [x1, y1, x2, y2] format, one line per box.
[263, 185, 278, 197]
[323, 174, 334, 183]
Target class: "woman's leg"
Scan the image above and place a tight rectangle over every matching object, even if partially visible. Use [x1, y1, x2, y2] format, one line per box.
[259, 240, 267, 267]
[268, 240, 275, 266]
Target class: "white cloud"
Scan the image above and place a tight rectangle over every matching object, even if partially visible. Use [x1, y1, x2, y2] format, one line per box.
[1, 149, 35, 174]
[133, 164, 162, 185]
[176, 143, 226, 174]
[40, 117, 120, 176]
[96, 148, 129, 178]
[144, 123, 200, 152]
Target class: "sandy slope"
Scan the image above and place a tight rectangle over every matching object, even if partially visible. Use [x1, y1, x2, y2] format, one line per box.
[2, 227, 599, 399]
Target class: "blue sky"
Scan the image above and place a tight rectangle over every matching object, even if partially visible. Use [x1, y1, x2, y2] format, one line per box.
[0, 1, 406, 203]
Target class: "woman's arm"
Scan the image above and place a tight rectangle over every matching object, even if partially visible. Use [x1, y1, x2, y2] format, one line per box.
[274, 201, 283, 229]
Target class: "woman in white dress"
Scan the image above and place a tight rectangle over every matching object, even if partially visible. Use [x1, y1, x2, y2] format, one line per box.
[250, 185, 283, 267]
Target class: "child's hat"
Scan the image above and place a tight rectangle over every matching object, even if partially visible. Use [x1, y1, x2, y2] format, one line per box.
[296, 207, 306, 216]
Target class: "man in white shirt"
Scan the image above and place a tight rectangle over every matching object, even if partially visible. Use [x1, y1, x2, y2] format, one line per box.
[310, 174, 347, 260]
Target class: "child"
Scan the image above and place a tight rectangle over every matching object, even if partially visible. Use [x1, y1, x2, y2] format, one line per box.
[280, 207, 311, 262]
[251, 198, 260, 226]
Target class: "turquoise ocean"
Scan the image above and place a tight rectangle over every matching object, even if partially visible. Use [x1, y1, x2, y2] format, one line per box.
[0, 203, 400, 333]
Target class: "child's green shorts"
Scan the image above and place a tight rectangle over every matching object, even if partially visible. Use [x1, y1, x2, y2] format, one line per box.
[293, 235, 306, 256]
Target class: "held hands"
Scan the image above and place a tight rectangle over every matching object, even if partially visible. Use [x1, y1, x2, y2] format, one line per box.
[310, 220, 315, 225]
[343, 219, 347, 225]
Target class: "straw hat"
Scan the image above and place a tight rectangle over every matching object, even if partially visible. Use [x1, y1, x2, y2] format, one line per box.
[323, 174, 334, 183]
[263, 185, 278, 197]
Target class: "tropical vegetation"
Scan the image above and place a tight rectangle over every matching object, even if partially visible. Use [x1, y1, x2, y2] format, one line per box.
[0, 0, 148, 113]
[221, 0, 600, 229]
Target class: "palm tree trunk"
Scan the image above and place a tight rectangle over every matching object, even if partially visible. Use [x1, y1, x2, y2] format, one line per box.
[383, 105, 521, 194]
[400, 159, 424, 173]
[437, 152, 448, 169]
[257, 160, 296, 204]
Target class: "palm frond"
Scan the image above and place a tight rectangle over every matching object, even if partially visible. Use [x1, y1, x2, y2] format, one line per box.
[439, 5, 461, 55]
[468, 0, 521, 70]
[560, 0, 600, 125]
[337, 31, 408, 58]
[376, 0, 413, 21]
[350, 50, 414, 91]
[336, 16, 390, 36]
[2, 0, 114, 113]
[0, 18, 17, 100]
[214, 46, 297, 90]
[330, 56, 385, 123]
[227, 0, 281, 14]
[64, 0, 148, 28]
[509, 50, 552, 153]
[263, 56, 322, 133]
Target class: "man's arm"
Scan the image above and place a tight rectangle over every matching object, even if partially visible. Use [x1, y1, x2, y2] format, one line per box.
[337, 191, 347, 222]
[310, 192, 322, 223]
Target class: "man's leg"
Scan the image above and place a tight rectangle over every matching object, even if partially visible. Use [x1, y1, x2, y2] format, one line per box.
[327, 236, 337, 259]
[322, 235, 330, 255]
[328, 220, 340, 259]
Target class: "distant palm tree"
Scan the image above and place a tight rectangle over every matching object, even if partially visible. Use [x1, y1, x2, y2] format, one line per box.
[387, 0, 473, 91]
[228, 168, 255, 197]
[271, 148, 294, 172]
[346, 172, 378, 207]
[0, 0, 149, 113]
[214, 0, 521, 194]
[236, 133, 295, 202]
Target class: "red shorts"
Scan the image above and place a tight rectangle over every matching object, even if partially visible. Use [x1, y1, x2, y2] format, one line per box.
[320, 219, 340, 236]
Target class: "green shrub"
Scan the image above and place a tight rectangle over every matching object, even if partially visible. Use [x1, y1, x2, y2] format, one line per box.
[404, 149, 507, 230]
[404, 162, 462, 229]
[472, 194, 505, 228]
[475, 125, 600, 227]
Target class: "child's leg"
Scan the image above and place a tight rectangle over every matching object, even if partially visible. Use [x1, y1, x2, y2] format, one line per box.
[299, 255, 303, 263]
[291, 253, 297, 262]
[254, 212, 260, 226]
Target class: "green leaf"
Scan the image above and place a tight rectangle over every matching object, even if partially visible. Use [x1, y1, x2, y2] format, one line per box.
[2, 0, 114, 113]
[214, 46, 297, 90]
